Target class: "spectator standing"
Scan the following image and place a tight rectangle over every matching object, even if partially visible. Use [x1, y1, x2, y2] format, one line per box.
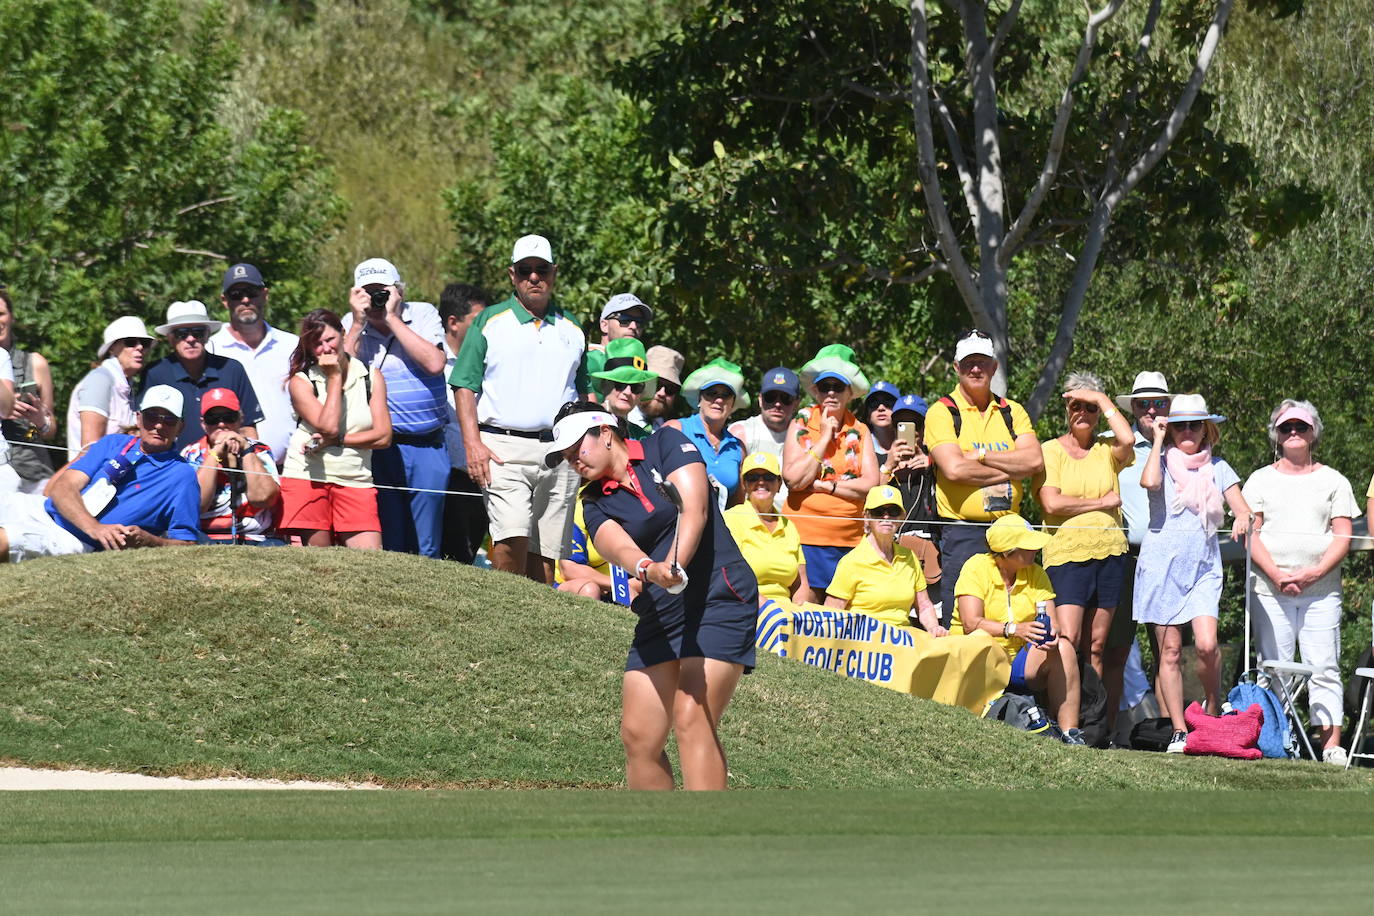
[439, 282, 492, 565]
[888, 394, 941, 592]
[0, 386, 200, 562]
[1134, 394, 1251, 753]
[781, 344, 880, 597]
[862, 380, 901, 470]
[1244, 400, 1358, 765]
[592, 338, 657, 439]
[207, 263, 300, 465]
[925, 331, 1043, 625]
[0, 290, 57, 493]
[143, 300, 263, 451]
[669, 358, 749, 510]
[181, 388, 282, 545]
[1034, 373, 1135, 704]
[343, 258, 449, 558]
[641, 345, 684, 429]
[449, 234, 588, 584]
[65, 316, 155, 460]
[585, 293, 652, 383]
[728, 366, 799, 504]
[280, 309, 391, 549]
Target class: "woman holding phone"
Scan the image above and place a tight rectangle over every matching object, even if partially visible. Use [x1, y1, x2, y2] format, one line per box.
[546, 402, 759, 790]
[0, 289, 58, 493]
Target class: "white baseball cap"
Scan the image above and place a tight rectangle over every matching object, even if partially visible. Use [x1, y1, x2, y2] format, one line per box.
[139, 385, 185, 419]
[354, 257, 402, 287]
[600, 293, 652, 322]
[544, 410, 618, 468]
[511, 235, 555, 265]
[155, 300, 223, 337]
[97, 316, 155, 359]
[954, 332, 997, 364]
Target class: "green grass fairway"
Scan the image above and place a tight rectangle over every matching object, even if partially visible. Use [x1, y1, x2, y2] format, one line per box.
[2, 790, 1372, 914]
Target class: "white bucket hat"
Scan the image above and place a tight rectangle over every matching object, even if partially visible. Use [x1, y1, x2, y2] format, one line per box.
[97, 316, 155, 359]
[155, 300, 223, 337]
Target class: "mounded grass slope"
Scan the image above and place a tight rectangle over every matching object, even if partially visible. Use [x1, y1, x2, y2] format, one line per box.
[1, 547, 1369, 790]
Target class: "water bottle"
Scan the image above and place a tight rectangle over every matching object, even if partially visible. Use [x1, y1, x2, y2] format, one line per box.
[1034, 601, 1054, 646]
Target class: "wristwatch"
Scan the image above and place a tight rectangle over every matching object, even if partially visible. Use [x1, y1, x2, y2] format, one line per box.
[1003, 620, 1017, 638]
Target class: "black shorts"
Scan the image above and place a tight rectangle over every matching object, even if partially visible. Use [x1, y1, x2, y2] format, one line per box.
[627, 559, 758, 672]
[1046, 554, 1126, 610]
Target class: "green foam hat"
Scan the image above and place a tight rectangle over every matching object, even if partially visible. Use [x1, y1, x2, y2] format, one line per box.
[799, 344, 870, 399]
[591, 337, 658, 390]
[682, 357, 751, 410]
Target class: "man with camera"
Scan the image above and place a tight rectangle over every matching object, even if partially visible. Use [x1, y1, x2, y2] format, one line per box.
[342, 257, 449, 558]
[0, 385, 200, 562]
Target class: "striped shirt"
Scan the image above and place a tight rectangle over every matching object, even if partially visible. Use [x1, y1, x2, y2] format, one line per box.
[344, 302, 447, 434]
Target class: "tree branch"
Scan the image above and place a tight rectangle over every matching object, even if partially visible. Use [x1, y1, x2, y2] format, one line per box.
[984, 0, 1025, 65]
[930, 88, 979, 228]
[1000, 0, 1127, 268]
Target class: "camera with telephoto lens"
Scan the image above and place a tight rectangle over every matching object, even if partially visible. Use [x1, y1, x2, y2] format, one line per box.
[366, 287, 390, 313]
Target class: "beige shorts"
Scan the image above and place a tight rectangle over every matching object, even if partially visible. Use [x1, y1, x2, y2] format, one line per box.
[481, 431, 578, 560]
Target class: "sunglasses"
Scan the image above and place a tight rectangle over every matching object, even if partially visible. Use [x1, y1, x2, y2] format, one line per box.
[743, 472, 779, 486]
[700, 386, 735, 402]
[141, 410, 179, 427]
[1133, 398, 1170, 410]
[656, 381, 681, 398]
[816, 380, 848, 395]
[172, 325, 209, 341]
[869, 505, 904, 518]
[1170, 419, 1205, 431]
[204, 409, 241, 426]
[762, 392, 795, 407]
[1068, 401, 1100, 414]
[118, 337, 149, 349]
[225, 287, 262, 300]
[1277, 421, 1311, 435]
[607, 310, 648, 326]
[867, 396, 897, 410]
[609, 380, 646, 394]
[513, 261, 553, 278]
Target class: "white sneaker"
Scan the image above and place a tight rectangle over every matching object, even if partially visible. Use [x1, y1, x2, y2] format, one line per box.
[1322, 746, 1348, 767]
[1166, 730, 1188, 754]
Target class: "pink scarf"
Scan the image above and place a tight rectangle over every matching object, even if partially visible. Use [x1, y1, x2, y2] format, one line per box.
[1164, 445, 1223, 536]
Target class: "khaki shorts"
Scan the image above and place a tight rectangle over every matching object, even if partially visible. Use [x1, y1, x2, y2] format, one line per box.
[481, 431, 578, 560]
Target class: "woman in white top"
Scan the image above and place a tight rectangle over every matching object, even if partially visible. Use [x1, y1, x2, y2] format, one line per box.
[65, 316, 154, 460]
[279, 309, 391, 549]
[1243, 399, 1358, 766]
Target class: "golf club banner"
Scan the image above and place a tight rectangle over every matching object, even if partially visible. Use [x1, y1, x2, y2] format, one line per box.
[756, 604, 1010, 714]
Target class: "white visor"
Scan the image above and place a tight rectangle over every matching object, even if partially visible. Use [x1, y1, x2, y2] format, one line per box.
[544, 411, 619, 468]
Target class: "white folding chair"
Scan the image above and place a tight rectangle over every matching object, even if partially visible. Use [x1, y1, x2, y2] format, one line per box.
[1347, 667, 1374, 770]
[1259, 659, 1319, 760]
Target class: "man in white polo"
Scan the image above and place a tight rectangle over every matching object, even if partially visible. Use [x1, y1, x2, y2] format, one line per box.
[450, 235, 588, 583]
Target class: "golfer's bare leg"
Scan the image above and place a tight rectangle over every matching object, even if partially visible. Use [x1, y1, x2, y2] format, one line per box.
[674, 657, 744, 790]
[622, 663, 678, 790]
[488, 536, 528, 575]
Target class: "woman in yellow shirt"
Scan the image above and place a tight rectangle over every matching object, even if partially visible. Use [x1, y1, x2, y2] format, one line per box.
[1034, 373, 1134, 688]
[953, 514, 1084, 744]
[723, 452, 814, 605]
[825, 486, 945, 633]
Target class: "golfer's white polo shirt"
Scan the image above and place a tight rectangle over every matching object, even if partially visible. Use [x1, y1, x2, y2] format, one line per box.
[208, 323, 300, 464]
[448, 297, 588, 432]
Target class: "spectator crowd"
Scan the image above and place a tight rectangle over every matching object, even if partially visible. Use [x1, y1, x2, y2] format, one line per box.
[0, 235, 1369, 763]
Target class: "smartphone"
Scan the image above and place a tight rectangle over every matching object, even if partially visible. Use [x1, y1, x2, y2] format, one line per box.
[896, 421, 918, 448]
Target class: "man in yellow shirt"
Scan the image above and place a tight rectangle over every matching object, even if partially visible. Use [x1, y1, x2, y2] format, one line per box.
[926, 331, 1044, 625]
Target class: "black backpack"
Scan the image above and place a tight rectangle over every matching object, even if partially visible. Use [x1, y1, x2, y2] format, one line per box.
[1077, 661, 1110, 748]
[935, 394, 1016, 440]
[1130, 717, 1175, 752]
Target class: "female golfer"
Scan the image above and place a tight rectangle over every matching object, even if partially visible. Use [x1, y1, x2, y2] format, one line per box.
[546, 402, 759, 790]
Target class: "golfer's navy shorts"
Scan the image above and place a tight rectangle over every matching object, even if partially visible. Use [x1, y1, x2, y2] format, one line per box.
[626, 558, 757, 673]
[1046, 554, 1126, 610]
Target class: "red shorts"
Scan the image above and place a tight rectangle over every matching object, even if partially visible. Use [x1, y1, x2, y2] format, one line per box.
[278, 478, 381, 534]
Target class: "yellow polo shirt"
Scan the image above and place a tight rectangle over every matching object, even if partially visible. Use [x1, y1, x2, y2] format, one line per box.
[1037, 438, 1131, 567]
[925, 387, 1034, 520]
[827, 536, 927, 628]
[724, 503, 803, 603]
[949, 553, 1055, 660]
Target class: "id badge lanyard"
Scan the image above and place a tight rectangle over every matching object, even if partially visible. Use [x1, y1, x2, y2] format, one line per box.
[80, 438, 144, 519]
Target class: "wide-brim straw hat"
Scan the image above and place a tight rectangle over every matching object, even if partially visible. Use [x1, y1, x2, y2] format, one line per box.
[799, 344, 870, 400]
[155, 300, 223, 337]
[682, 357, 751, 410]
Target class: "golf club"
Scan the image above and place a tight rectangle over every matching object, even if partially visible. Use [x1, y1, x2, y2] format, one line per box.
[650, 469, 688, 595]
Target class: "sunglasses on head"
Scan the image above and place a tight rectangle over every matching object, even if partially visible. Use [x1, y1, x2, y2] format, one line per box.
[743, 472, 779, 486]
[1133, 397, 1169, 410]
[172, 325, 208, 341]
[762, 392, 795, 407]
[513, 261, 553, 278]
[1068, 400, 1100, 414]
[869, 505, 904, 518]
[816, 380, 847, 395]
[203, 409, 240, 426]
[607, 310, 648, 326]
[1170, 419, 1204, 431]
[1277, 420, 1311, 435]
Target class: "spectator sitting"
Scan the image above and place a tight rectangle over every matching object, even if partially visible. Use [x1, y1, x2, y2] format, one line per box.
[279, 309, 391, 549]
[181, 388, 282, 546]
[825, 485, 943, 632]
[585, 293, 652, 396]
[641, 345, 684, 429]
[0, 385, 200, 562]
[591, 338, 657, 439]
[0, 289, 58, 493]
[862, 380, 901, 470]
[781, 344, 880, 598]
[207, 262, 300, 465]
[723, 451, 814, 606]
[668, 357, 749, 510]
[65, 316, 154, 460]
[142, 299, 264, 452]
[950, 514, 1085, 744]
[888, 394, 941, 589]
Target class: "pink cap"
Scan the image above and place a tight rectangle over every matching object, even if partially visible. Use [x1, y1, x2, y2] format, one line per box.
[1274, 405, 1314, 428]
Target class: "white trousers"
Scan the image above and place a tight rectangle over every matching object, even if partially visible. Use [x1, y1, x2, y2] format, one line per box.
[1251, 589, 1343, 727]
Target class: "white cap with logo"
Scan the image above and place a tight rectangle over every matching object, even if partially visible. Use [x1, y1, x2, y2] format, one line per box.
[139, 385, 185, 419]
[354, 258, 402, 287]
[511, 235, 555, 265]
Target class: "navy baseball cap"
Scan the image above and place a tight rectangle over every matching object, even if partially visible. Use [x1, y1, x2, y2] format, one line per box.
[865, 380, 900, 403]
[893, 394, 929, 417]
[222, 262, 266, 292]
[759, 367, 800, 398]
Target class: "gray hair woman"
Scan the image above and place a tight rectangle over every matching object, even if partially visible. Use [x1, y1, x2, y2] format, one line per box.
[1242, 399, 1359, 765]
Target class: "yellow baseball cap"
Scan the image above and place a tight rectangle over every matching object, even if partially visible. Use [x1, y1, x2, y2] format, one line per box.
[863, 485, 905, 512]
[741, 452, 782, 477]
[985, 514, 1051, 553]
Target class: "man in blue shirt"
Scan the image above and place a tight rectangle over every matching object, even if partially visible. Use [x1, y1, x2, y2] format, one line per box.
[0, 385, 200, 562]
[343, 257, 450, 558]
[142, 299, 264, 451]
